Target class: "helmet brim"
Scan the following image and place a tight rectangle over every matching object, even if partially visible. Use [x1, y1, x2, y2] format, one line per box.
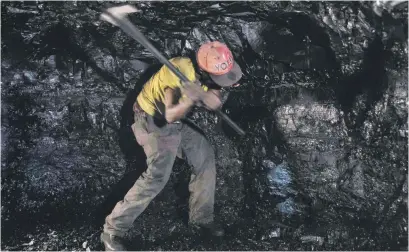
[209, 62, 243, 87]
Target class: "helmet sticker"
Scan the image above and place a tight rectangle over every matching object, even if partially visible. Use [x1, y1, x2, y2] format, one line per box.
[214, 55, 233, 72]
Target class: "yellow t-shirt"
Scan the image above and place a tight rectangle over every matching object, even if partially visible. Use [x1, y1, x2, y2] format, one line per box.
[137, 57, 208, 117]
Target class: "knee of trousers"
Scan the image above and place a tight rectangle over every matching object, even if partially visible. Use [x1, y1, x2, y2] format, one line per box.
[140, 169, 172, 195]
[121, 171, 171, 207]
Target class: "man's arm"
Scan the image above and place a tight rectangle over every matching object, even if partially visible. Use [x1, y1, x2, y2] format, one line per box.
[208, 89, 221, 98]
[200, 88, 222, 111]
[164, 83, 222, 123]
[163, 88, 196, 123]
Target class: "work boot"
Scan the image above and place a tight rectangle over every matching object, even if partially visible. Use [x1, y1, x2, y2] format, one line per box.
[191, 222, 225, 237]
[100, 232, 126, 251]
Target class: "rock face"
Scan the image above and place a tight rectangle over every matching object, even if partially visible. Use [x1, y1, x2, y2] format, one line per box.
[1, 1, 407, 251]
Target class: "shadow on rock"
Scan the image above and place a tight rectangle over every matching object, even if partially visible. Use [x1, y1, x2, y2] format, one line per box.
[335, 35, 388, 130]
[93, 64, 162, 226]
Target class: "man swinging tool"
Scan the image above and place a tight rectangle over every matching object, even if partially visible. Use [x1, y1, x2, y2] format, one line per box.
[100, 41, 243, 250]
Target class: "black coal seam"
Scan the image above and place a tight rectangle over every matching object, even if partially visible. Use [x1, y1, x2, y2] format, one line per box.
[1, 0, 406, 250]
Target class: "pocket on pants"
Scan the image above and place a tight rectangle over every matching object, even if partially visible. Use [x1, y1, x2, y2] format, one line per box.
[132, 113, 150, 146]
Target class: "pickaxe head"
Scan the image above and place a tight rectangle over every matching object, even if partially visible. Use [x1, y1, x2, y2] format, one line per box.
[100, 5, 139, 26]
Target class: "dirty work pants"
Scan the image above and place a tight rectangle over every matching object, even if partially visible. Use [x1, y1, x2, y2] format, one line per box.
[103, 112, 216, 237]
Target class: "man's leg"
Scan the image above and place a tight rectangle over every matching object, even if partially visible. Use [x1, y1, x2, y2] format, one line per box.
[180, 124, 223, 236]
[102, 114, 181, 248]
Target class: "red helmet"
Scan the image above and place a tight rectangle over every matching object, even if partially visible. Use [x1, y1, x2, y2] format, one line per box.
[196, 41, 243, 87]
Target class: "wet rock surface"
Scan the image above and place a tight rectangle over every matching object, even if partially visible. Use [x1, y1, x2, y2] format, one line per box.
[1, 1, 407, 251]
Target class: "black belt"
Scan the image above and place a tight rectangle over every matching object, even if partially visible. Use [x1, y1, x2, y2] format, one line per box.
[133, 102, 181, 124]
